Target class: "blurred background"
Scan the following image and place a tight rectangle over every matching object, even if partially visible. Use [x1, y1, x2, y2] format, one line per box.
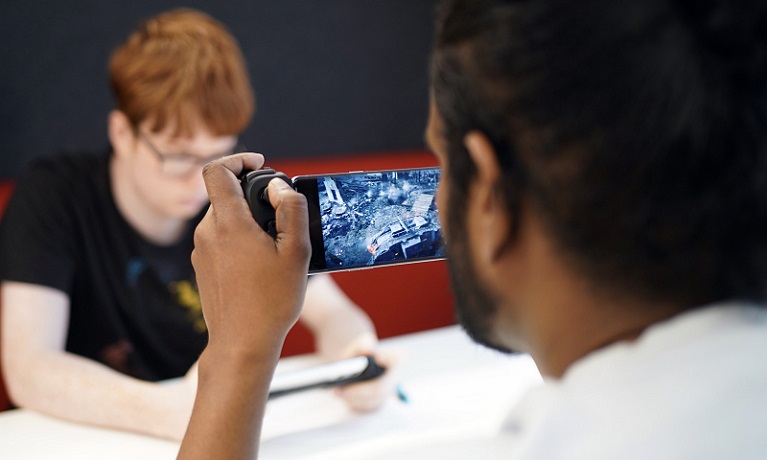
[0, 0, 437, 179]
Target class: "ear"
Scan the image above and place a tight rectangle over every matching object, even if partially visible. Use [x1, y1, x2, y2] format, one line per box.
[464, 130, 511, 263]
[108, 110, 136, 158]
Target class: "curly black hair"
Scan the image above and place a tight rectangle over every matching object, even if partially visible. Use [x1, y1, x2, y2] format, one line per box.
[431, 0, 767, 307]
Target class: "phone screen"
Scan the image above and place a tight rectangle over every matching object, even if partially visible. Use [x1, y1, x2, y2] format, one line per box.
[293, 167, 445, 273]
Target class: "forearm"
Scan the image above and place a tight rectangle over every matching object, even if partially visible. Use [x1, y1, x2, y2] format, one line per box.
[301, 275, 378, 360]
[4, 349, 194, 440]
[178, 346, 281, 460]
[308, 302, 378, 360]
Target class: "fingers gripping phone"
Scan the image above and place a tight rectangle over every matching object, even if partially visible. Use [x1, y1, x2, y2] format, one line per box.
[241, 167, 445, 274]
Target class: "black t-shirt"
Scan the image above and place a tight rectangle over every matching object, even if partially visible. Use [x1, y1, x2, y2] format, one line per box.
[0, 151, 207, 381]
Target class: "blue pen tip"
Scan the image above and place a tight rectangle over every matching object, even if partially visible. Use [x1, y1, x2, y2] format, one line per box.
[396, 383, 410, 404]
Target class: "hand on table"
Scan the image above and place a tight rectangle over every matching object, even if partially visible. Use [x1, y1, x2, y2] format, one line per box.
[334, 333, 404, 412]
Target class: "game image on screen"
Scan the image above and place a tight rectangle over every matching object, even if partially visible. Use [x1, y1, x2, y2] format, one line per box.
[317, 168, 443, 270]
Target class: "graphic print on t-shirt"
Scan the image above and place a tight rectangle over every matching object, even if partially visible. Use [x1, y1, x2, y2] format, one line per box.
[170, 279, 206, 333]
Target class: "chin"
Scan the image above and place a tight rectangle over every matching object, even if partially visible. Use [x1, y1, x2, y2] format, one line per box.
[174, 200, 209, 218]
[442, 171, 518, 355]
[446, 245, 517, 355]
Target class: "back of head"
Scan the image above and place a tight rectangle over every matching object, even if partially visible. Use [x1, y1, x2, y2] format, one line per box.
[432, 0, 767, 307]
[109, 8, 254, 136]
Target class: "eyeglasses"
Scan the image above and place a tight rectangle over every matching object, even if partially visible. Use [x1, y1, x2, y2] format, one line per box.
[137, 130, 244, 177]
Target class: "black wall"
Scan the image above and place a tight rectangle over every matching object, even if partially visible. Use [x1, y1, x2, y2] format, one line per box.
[0, 1, 437, 179]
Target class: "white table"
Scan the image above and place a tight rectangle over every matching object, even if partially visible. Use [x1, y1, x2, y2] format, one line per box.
[0, 326, 542, 459]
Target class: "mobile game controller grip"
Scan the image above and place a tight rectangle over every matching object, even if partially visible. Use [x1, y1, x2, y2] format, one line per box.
[241, 168, 293, 238]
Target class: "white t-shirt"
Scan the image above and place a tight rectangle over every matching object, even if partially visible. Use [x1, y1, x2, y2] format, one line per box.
[393, 303, 767, 459]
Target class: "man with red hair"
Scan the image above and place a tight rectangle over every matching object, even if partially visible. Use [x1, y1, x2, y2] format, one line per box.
[0, 8, 389, 440]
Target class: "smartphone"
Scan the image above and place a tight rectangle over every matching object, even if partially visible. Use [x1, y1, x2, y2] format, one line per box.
[292, 167, 445, 274]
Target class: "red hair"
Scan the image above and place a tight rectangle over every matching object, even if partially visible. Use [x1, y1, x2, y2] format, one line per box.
[109, 8, 254, 137]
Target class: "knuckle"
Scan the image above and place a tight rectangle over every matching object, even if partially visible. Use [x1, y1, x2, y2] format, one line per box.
[200, 161, 217, 178]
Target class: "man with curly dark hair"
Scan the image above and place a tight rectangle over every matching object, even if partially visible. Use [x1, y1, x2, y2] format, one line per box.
[180, 0, 767, 457]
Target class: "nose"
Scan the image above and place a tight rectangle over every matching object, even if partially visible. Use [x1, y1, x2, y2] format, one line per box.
[184, 163, 209, 195]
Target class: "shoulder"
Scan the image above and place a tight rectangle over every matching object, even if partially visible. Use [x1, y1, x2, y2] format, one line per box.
[3, 150, 112, 226]
[13, 150, 109, 200]
[504, 303, 767, 458]
[21, 150, 109, 186]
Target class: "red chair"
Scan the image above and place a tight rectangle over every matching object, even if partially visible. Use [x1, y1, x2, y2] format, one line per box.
[0, 180, 15, 411]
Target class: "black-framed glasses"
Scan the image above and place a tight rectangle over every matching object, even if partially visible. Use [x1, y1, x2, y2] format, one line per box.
[137, 130, 245, 177]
